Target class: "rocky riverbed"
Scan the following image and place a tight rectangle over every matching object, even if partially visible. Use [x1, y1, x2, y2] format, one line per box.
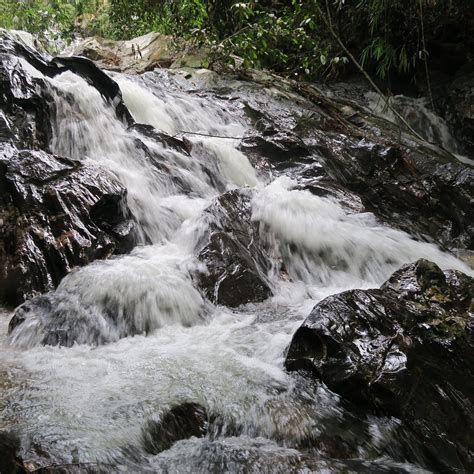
[0, 30, 473, 472]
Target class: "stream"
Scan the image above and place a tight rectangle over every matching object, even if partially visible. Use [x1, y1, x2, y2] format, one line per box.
[1, 41, 473, 472]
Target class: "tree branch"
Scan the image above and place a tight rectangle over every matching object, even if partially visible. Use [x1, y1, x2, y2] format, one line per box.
[319, 0, 426, 142]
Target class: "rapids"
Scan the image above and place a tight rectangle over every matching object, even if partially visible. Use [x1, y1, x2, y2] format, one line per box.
[1, 61, 472, 471]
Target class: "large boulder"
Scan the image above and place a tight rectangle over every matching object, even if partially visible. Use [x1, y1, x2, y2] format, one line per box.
[0, 44, 53, 150]
[286, 259, 474, 471]
[69, 32, 175, 74]
[318, 136, 474, 250]
[0, 144, 135, 306]
[194, 189, 272, 307]
[0, 34, 133, 127]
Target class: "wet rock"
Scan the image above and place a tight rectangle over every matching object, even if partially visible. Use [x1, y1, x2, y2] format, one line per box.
[69, 32, 175, 74]
[319, 137, 474, 250]
[240, 130, 311, 168]
[142, 403, 208, 455]
[152, 436, 311, 473]
[7, 292, 105, 347]
[195, 189, 272, 307]
[0, 35, 137, 305]
[128, 123, 190, 156]
[286, 259, 474, 471]
[0, 144, 136, 306]
[51, 55, 133, 125]
[149, 435, 415, 474]
[442, 69, 474, 156]
[0, 45, 53, 150]
[0, 432, 26, 474]
[0, 35, 133, 127]
[0, 28, 48, 54]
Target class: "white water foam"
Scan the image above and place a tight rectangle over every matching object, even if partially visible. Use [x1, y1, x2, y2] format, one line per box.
[1, 62, 472, 469]
[253, 176, 471, 290]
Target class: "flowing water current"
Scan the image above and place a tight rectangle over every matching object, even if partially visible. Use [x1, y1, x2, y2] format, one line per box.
[1, 63, 472, 472]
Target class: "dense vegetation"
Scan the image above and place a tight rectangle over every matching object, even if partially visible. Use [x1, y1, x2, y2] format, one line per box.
[1, 0, 472, 82]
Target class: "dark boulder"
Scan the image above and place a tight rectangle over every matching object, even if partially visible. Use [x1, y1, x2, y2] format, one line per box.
[51, 55, 133, 125]
[128, 123, 191, 156]
[319, 137, 474, 250]
[195, 189, 272, 307]
[8, 292, 112, 347]
[142, 403, 208, 455]
[286, 259, 474, 471]
[320, 89, 474, 251]
[0, 432, 26, 474]
[0, 46, 53, 150]
[240, 130, 311, 166]
[0, 144, 136, 306]
[280, 99, 474, 251]
[128, 123, 196, 196]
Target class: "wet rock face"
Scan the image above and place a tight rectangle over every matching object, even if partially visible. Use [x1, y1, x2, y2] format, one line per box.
[70, 32, 175, 74]
[0, 144, 136, 306]
[286, 259, 474, 470]
[0, 49, 53, 150]
[230, 77, 474, 252]
[319, 138, 474, 250]
[142, 403, 208, 455]
[195, 189, 272, 307]
[0, 34, 132, 127]
[0, 36, 137, 306]
[240, 130, 311, 165]
[51, 55, 133, 125]
[8, 292, 114, 347]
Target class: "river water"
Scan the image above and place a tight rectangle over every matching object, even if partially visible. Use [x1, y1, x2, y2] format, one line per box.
[0, 62, 471, 471]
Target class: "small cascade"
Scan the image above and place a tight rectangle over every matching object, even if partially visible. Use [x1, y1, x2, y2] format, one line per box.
[8, 245, 208, 348]
[253, 176, 467, 291]
[7, 60, 472, 352]
[1, 41, 473, 472]
[366, 91, 474, 165]
[7, 68, 260, 346]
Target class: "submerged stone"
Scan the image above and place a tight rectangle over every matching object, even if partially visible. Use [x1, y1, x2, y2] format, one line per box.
[142, 403, 208, 455]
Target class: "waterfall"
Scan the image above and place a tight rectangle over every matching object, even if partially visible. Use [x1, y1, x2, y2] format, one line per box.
[1, 56, 472, 470]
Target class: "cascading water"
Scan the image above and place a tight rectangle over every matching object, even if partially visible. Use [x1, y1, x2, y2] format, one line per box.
[366, 91, 474, 165]
[1, 58, 472, 472]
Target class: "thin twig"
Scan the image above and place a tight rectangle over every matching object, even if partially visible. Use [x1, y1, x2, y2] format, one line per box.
[217, 25, 252, 48]
[419, 0, 435, 110]
[174, 130, 244, 139]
